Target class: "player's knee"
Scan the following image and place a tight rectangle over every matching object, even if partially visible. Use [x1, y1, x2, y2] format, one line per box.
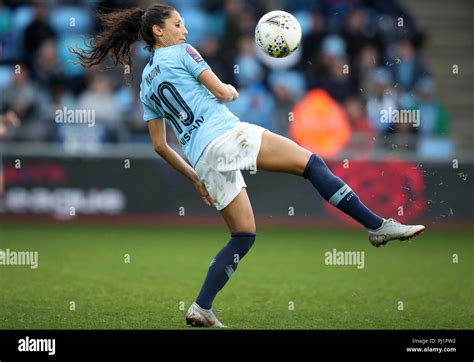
[235, 219, 256, 235]
[296, 151, 312, 176]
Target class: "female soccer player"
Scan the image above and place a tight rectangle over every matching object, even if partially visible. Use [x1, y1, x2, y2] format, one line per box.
[72, 4, 425, 328]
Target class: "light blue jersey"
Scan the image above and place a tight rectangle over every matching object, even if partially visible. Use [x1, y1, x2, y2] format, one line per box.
[139, 43, 240, 167]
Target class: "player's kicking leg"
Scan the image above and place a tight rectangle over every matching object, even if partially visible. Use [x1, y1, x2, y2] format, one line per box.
[256, 131, 425, 246]
[186, 188, 256, 327]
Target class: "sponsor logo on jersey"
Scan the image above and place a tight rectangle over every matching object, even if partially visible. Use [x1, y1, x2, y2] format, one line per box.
[186, 45, 203, 63]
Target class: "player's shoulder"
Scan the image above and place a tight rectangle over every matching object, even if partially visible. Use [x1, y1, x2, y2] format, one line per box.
[164, 43, 188, 55]
[168, 43, 199, 56]
[153, 43, 203, 61]
[160, 43, 205, 67]
[181, 43, 205, 64]
[152, 43, 188, 64]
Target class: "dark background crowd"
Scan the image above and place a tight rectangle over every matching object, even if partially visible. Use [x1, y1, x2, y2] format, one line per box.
[0, 0, 453, 158]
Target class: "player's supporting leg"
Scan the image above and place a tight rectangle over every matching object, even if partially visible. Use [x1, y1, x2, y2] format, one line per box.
[187, 189, 256, 327]
[257, 131, 384, 229]
[256, 131, 425, 244]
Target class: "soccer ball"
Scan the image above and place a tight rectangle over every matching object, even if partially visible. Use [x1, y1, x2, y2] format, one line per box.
[255, 10, 302, 58]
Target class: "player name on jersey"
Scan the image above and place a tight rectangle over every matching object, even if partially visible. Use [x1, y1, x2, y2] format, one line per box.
[145, 64, 161, 86]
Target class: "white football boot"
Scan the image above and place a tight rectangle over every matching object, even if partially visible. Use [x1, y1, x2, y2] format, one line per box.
[185, 302, 226, 328]
[368, 218, 426, 247]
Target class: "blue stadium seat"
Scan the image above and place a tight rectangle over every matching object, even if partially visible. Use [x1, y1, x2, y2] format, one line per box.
[49, 6, 93, 35]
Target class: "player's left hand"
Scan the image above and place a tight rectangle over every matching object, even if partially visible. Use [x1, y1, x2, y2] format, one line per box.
[226, 84, 239, 101]
[194, 180, 214, 207]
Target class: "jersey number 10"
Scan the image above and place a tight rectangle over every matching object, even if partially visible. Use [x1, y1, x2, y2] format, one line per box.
[149, 81, 195, 134]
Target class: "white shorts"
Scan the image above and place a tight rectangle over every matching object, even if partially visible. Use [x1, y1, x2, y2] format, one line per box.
[195, 122, 267, 211]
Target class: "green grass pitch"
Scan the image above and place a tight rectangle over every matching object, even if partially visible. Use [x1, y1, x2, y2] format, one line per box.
[0, 224, 472, 329]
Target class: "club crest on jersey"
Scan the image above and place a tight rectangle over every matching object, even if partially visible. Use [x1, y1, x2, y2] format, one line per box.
[186, 45, 203, 63]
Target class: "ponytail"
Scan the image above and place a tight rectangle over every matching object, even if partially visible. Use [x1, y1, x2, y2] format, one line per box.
[71, 4, 176, 69]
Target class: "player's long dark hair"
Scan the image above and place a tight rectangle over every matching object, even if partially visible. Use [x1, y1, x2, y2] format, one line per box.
[70, 4, 176, 68]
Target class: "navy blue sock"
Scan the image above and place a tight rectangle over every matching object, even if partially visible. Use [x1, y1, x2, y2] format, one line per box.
[196, 233, 256, 310]
[303, 154, 383, 230]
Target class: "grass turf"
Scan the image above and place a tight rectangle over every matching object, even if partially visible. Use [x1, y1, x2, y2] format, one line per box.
[0, 224, 472, 329]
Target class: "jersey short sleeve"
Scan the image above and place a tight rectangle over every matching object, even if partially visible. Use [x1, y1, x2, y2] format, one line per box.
[181, 44, 210, 79]
[140, 91, 164, 122]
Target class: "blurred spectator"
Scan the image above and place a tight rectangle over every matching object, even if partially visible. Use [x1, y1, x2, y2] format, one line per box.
[178, 4, 210, 46]
[199, 37, 234, 85]
[125, 96, 152, 143]
[299, 11, 326, 74]
[290, 89, 351, 158]
[0, 0, 13, 37]
[268, 69, 306, 137]
[227, 83, 276, 131]
[0, 64, 49, 141]
[230, 34, 275, 130]
[325, 55, 356, 102]
[365, 67, 397, 134]
[31, 39, 65, 89]
[219, 0, 247, 65]
[76, 72, 125, 141]
[321, 34, 346, 63]
[0, 0, 17, 62]
[345, 96, 374, 134]
[389, 37, 429, 92]
[22, 1, 56, 66]
[354, 44, 380, 89]
[412, 77, 453, 158]
[366, 0, 424, 47]
[234, 35, 263, 87]
[340, 7, 383, 63]
[324, 0, 362, 32]
[414, 78, 449, 136]
[46, 76, 76, 140]
[308, 35, 355, 102]
[344, 96, 375, 156]
[4, 4, 34, 60]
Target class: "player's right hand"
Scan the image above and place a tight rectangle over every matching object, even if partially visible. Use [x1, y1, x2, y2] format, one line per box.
[194, 180, 214, 207]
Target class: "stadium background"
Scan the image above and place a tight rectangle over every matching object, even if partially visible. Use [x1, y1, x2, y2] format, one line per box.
[0, 0, 472, 329]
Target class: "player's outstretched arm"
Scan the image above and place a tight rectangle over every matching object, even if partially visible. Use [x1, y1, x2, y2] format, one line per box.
[198, 69, 238, 102]
[148, 118, 213, 206]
